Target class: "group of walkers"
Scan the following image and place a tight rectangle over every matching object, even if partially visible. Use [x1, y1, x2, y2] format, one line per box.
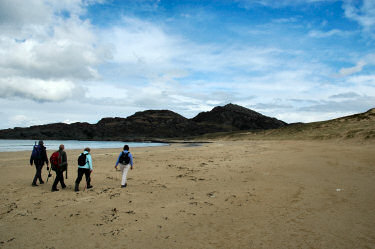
[29, 141, 134, 192]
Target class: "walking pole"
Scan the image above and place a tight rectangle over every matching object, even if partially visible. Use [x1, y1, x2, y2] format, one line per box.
[46, 166, 53, 183]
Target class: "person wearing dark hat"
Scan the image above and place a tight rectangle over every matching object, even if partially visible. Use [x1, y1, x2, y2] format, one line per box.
[30, 140, 49, 186]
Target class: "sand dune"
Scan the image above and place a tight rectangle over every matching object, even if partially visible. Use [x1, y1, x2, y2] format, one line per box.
[0, 140, 374, 248]
[198, 108, 375, 142]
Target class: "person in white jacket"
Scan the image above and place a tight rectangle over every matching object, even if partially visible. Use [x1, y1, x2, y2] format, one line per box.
[115, 145, 134, 188]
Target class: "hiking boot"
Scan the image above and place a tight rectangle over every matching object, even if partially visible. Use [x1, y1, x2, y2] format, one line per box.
[32, 183, 38, 187]
[87, 185, 93, 189]
[39, 180, 44, 184]
[51, 188, 59, 192]
[74, 184, 79, 192]
[121, 183, 127, 188]
[61, 184, 67, 189]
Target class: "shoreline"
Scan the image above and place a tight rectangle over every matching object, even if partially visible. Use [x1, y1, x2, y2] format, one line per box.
[0, 139, 173, 153]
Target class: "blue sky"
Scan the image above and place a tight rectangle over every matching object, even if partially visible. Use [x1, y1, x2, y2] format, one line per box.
[0, 0, 374, 129]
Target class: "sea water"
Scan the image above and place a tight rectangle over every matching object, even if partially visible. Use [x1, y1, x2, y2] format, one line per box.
[0, 139, 168, 152]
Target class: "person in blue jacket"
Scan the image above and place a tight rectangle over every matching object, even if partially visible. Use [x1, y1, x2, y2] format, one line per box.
[115, 145, 134, 188]
[75, 147, 93, 191]
[30, 140, 49, 186]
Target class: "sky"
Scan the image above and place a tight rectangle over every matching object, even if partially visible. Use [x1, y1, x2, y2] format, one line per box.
[0, 0, 374, 129]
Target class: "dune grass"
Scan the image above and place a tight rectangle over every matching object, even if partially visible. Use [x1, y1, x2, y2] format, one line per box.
[195, 108, 375, 142]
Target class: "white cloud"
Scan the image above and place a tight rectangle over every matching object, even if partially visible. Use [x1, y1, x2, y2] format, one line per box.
[248, 91, 375, 123]
[308, 29, 352, 38]
[346, 74, 375, 86]
[299, 94, 375, 113]
[0, 0, 101, 28]
[329, 92, 361, 99]
[337, 53, 375, 76]
[0, 0, 373, 129]
[97, 16, 353, 123]
[108, 17, 180, 65]
[277, 111, 352, 123]
[0, 0, 111, 102]
[237, 0, 339, 8]
[343, 0, 375, 33]
[85, 83, 130, 99]
[63, 119, 80, 124]
[9, 114, 31, 127]
[339, 61, 366, 76]
[272, 17, 299, 24]
[0, 0, 52, 26]
[0, 77, 77, 102]
[101, 17, 287, 80]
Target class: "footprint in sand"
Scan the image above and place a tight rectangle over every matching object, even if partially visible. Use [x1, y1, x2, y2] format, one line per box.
[1, 202, 18, 215]
[16, 210, 31, 217]
[101, 208, 119, 223]
[109, 193, 120, 199]
[101, 228, 124, 236]
[0, 238, 15, 245]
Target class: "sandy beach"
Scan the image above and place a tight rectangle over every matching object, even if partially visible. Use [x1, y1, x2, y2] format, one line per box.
[0, 140, 374, 249]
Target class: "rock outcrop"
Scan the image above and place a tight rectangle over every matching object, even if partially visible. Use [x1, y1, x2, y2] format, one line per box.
[0, 104, 286, 140]
[193, 103, 286, 132]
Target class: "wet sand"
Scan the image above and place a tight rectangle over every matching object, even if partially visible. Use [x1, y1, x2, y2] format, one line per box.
[0, 140, 374, 248]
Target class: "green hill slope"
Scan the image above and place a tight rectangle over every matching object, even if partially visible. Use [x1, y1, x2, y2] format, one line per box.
[198, 108, 375, 141]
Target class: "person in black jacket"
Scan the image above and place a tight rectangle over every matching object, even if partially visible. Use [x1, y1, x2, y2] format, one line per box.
[30, 140, 49, 186]
[51, 144, 68, 192]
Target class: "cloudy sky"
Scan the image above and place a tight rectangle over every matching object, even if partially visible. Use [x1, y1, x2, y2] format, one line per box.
[0, 0, 374, 129]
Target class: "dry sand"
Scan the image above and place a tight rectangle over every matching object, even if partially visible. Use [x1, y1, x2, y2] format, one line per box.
[0, 140, 374, 249]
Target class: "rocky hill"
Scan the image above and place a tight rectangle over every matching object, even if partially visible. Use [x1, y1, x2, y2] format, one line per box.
[193, 103, 286, 132]
[0, 104, 286, 140]
[94, 110, 201, 139]
[0, 122, 96, 140]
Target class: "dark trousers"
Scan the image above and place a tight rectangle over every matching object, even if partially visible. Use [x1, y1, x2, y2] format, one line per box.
[52, 170, 66, 189]
[32, 164, 43, 184]
[75, 168, 91, 187]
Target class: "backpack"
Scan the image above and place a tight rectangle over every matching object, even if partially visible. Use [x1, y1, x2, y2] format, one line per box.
[50, 151, 61, 171]
[119, 152, 130, 165]
[31, 144, 43, 160]
[78, 153, 87, 166]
